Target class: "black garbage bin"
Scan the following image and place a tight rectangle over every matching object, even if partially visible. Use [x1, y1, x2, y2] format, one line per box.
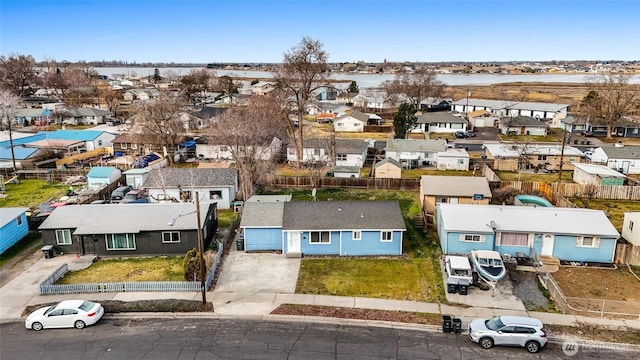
[41, 245, 54, 259]
[442, 315, 452, 333]
[236, 234, 244, 251]
[457, 284, 468, 295]
[452, 318, 462, 334]
[447, 283, 457, 294]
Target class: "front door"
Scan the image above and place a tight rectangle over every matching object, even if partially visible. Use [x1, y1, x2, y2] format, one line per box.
[288, 232, 301, 253]
[541, 234, 554, 256]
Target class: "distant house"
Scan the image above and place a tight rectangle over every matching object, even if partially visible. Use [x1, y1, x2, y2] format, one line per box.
[435, 148, 469, 171]
[483, 143, 585, 171]
[251, 81, 275, 95]
[61, 107, 112, 125]
[450, 98, 570, 128]
[286, 138, 368, 169]
[420, 176, 491, 215]
[352, 91, 396, 113]
[413, 112, 467, 134]
[333, 110, 368, 132]
[561, 115, 592, 134]
[419, 97, 452, 112]
[385, 139, 446, 169]
[468, 110, 499, 128]
[571, 162, 626, 185]
[373, 157, 402, 179]
[613, 117, 640, 138]
[436, 203, 619, 263]
[142, 168, 238, 209]
[38, 203, 218, 257]
[86, 167, 122, 190]
[589, 144, 640, 174]
[240, 201, 406, 256]
[195, 135, 283, 162]
[12, 108, 50, 126]
[498, 116, 548, 136]
[0, 207, 29, 255]
[112, 133, 185, 158]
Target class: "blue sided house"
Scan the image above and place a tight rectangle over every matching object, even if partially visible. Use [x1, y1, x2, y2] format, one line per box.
[0, 207, 30, 255]
[436, 203, 620, 263]
[240, 200, 406, 256]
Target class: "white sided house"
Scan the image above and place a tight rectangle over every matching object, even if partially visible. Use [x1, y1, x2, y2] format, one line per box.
[385, 139, 446, 169]
[589, 144, 640, 175]
[451, 99, 570, 128]
[412, 112, 467, 134]
[195, 135, 283, 162]
[436, 148, 469, 171]
[286, 138, 368, 169]
[333, 110, 368, 132]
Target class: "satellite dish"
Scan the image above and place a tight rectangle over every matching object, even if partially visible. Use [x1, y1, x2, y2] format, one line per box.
[489, 220, 497, 230]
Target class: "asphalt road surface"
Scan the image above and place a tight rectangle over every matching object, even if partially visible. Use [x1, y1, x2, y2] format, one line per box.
[1, 317, 637, 359]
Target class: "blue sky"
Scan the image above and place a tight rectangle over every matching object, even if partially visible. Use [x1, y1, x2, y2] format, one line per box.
[1, 0, 637, 63]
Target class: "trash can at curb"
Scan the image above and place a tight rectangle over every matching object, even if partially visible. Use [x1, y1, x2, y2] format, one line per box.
[236, 234, 244, 251]
[41, 245, 54, 259]
[452, 318, 462, 334]
[442, 315, 452, 333]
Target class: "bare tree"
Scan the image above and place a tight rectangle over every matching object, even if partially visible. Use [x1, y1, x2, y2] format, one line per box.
[273, 37, 330, 168]
[0, 89, 21, 171]
[133, 92, 187, 166]
[583, 73, 640, 138]
[576, 184, 598, 208]
[0, 53, 37, 96]
[99, 87, 123, 116]
[208, 95, 287, 200]
[215, 75, 238, 103]
[381, 67, 444, 109]
[180, 69, 211, 104]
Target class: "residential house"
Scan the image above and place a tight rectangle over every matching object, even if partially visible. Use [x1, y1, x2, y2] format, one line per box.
[286, 138, 369, 169]
[561, 115, 592, 134]
[373, 157, 402, 179]
[385, 139, 446, 169]
[251, 81, 276, 95]
[571, 162, 626, 185]
[420, 176, 491, 215]
[38, 203, 218, 257]
[435, 148, 470, 171]
[12, 108, 50, 126]
[333, 110, 368, 132]
[60, 107, 112, 125]
[195, 135, 283, 162]
[589, 144, 640, 174]
[0, 138, 44, 169]
[123, 168, 150, 189]
[111, 133, 185, 158]
[38, 130, 115, 152]
[419, 97, 452, 112]
[240, 201, 406, 256]
[450, 98, 570, 128]
[86, 166, 122, 190]
[313, 86, 338, 101]
[621, 212, 640, 265]
[483, 143, 585, 171]
[0, 207, 29, 255]
[436, 203, 619, 263]
[468, 110, 499, 128]
[499, 116, 548, 136]
[613, 117, 640, 138]
[122, 88, 161, 102]
[142, 168, 238, 209]
[352, 91, 396, 113]
[412, 112, 468, 134]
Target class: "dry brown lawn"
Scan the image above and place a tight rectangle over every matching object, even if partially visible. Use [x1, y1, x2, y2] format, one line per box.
[553, 267, 640, 301]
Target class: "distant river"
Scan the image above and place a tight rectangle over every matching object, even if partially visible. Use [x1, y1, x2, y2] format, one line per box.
[95, 67, 640, 89]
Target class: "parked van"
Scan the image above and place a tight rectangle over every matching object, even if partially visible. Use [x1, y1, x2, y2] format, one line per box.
[110, 185, 132, 203]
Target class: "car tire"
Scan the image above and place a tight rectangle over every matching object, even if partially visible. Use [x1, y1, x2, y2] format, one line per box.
[525, 341, 540, 353]
[479, 337, 494, 349]
[74, 320, 86, 329]
[32, 322, 43, 331]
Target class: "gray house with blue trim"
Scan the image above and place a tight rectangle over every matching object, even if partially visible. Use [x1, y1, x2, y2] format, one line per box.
[240, 201, 406, 256]
[436, 204, 620, 263]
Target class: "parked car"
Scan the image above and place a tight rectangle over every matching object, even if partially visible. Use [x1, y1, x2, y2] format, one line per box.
[25, 300, 104, 331]
[120, 189, 149, 204]
[455, 131, 465, 138]
[468, 315, 547, 353]
[581, 130, 594, 137]
[110, 185, 132, 203]
[465, 130, 475, 137]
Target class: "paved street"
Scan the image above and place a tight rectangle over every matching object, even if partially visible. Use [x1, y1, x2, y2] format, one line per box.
[2, 317, 638, 360]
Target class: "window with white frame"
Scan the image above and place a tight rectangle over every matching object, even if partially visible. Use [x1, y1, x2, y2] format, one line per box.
[120, 143, 127, 149]
[131, 143, 138, 150]
[462, 234, 482, 242]
[499, 232, 529, 246]
[162, 231, 180, 243]
[55, 229, 72, 245]
[353, 231, 361, 240]
[381, 231, 392, 242]
[577, 236, 600, 248]
[98, 140, 103, 146]
[337, 154, 347, 161]
[106, 234, 136, 250]
[537, 155, 547, 161]
[310, 231, 330, 244]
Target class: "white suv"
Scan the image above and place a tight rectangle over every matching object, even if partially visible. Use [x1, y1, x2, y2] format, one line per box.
[468, 315, 548, 353]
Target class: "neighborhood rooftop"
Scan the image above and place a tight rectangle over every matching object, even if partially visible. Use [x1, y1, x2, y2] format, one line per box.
[421, 176, 492, 197]
[282, 201, 406, 231]
[143, 168, 238, 187]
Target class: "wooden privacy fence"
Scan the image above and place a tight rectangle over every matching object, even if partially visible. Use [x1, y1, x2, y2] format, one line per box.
[497, 180, 640, 201]
[270, 176, 420, 190]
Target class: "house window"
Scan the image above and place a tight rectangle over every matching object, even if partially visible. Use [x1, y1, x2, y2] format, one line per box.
[381, 231, 392, 242]
[120, 143, 127, 150]
[209, 190, 222, 200]
[537, 155, 547, 161]
[337, 154, 347, 161]
[436, 197, 448, 203]
[462, 234, 482, 242]
[577, 236, 600, 248]
[55, 229, 72, 245]
[16, 216, 22, 226]
[310, 231, 330, 244]
[162, 231, 180, 243]
[132, 143, 138, 150]
[98, 140, 103, 146]
[499, 232, 529, 247]
[106, 234, 136, 250]
[353, 231, 361, 240]
[220, 146, 228, 152]
[313, 148, 320, 156]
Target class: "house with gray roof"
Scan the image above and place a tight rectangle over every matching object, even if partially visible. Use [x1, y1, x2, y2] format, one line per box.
[286, 138, 369, 169]
[38, 203, 218, 257]
[333, 110, 369, 132]
[450, 98, 570, 128]
[61, 107, 112, 125]
[483, 142, 585, 171]
[437, 203, 619, 263]
[590, 144, 640, 174]
[413, 112, 468, 134]
[240, 201, 406, 256]
[499, 116, 549, 136]
[420, 176, 491, 215]
[385, 139, 447, 169]
[142, 168, 238, 208]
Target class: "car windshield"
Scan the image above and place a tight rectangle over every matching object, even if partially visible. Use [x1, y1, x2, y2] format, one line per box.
[124, 193, 137, 199]
[79, 301, 96, 312]
[43, 305, 55, 315]
[485, 316, 505, 331]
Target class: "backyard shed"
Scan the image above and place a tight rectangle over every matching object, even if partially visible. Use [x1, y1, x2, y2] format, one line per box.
[86, 166, 122, 190]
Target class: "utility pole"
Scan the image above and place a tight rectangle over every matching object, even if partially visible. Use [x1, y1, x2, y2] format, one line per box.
[558, 127, 568, 184]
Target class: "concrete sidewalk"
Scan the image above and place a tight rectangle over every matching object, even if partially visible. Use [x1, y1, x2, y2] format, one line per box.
[2, 253, 640, 334]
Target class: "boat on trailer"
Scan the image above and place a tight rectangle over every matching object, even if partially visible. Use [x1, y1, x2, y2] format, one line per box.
[470, 250, 507, 283]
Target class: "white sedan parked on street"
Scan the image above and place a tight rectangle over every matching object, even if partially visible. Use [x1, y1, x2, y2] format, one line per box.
[25, 300, 104, 331]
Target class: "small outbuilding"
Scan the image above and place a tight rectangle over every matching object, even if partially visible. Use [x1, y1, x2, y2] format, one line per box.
[373, 157, 402, 179]
[572, 162, 626, 185]
[86, 166, 122, 190]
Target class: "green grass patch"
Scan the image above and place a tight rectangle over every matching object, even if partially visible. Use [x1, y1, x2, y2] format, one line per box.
[56, 256, 186, 283]
[402, 169, 474, 179]
[495, 171, 573, 182]
[569, 199, 640, 231]
[0, 232, 41, 267]
[0, 179, 69, 208]
[217, 209, 237, 229]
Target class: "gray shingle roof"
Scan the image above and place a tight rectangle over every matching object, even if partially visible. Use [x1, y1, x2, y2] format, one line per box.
[501, 116, 548, 126]
[142, 168, 238, 188]
[335, 110, 369, 122]
[282, 201, 406, 231]
[240, 202, 285, 227]
[417, 112, 467, 124]
[290, 138, 369, 154]
[600, 145, 640, 160]
[421, 176, 492, 197]
[386, 139, 446, 153]
[373, 157, 402, 169]
[0, 207, 29, 226]
[450, 99, 570, 112]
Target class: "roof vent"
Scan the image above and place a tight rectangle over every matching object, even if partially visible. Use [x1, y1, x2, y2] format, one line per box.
[615, 141, 624, 148]
[338, 207, 342, 211]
